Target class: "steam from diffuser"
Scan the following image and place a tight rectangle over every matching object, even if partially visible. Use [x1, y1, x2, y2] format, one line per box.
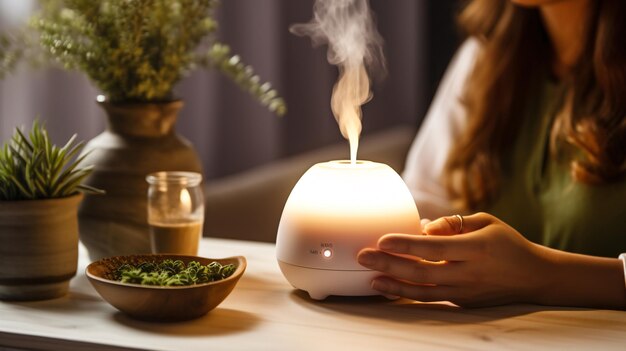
[291, 0, 385, 163]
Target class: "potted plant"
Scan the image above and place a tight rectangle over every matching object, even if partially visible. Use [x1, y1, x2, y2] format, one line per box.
[30, 0, 286, 259]
[0, 122, 101, 300]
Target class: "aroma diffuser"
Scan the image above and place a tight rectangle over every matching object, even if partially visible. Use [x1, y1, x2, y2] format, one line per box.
[276, 160, 421, 300]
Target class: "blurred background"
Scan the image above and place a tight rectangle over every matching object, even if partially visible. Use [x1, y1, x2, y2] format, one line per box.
[0, 0, 460, 180]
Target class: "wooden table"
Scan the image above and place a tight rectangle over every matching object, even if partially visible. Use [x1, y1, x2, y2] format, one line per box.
[1, 238, 625, 350]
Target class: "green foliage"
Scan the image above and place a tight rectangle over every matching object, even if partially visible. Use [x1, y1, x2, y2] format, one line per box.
[115, 259, 236, 286]
[33, 0, 286, 115]
[0, 28, 48, 79]
[0, 33, 22, 79]
[0, 121, 103, 200]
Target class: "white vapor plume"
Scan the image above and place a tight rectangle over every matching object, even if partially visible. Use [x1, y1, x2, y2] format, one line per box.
[291, 0, 385, 164]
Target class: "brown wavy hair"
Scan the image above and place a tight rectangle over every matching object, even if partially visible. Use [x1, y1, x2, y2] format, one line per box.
[445, 0, 626, 211]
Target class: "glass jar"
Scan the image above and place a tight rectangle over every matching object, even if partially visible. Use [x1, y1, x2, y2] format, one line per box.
[146, 171, 204, 255]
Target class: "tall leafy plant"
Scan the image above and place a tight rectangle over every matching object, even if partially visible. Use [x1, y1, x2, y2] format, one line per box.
[33, 0, 286, 115]
[0, 121, 103, 200]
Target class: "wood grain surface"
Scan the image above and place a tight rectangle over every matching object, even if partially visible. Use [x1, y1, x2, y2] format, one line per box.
[1, 238, 625, 351]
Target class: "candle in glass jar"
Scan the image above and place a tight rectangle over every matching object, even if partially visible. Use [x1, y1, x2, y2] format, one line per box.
[146, 172, 204, 255]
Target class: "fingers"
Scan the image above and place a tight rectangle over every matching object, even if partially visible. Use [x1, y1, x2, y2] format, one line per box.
[376, 233, 485, 261]
[420, 218, 432, 229]
[424, 212, 495, 236]
[357, 249, 466, 285]
[370, 276, 458, 303]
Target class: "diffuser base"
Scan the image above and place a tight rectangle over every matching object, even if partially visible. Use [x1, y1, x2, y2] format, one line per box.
[278, 260, 380, 300]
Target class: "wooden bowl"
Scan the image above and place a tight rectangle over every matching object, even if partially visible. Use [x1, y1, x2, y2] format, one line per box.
[86, 254, 246, 321]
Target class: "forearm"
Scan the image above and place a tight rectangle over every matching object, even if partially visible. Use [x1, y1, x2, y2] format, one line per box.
[534, 245, 626, 310]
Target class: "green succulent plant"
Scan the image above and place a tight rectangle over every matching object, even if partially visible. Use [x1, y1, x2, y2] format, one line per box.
[32, 0, 286, 115]
[0, 121, 104, 200]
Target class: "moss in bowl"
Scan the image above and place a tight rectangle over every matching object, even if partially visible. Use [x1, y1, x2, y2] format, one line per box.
[86, 254, 246, 321]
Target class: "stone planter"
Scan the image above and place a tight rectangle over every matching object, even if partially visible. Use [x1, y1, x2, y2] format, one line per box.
[0, 194, 83, 301]
[78, 100, 203, 260]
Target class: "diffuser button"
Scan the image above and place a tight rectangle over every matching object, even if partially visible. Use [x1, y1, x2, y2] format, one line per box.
[322, 249, 333, 258]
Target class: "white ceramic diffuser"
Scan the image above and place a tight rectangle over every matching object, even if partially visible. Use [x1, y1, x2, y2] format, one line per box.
[276, 160, 421, 300]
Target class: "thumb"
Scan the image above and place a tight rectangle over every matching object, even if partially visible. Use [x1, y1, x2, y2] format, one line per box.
[424, 212, 495, 235]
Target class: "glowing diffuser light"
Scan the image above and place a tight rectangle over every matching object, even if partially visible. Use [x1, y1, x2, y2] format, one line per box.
[276, 160, 421, 300]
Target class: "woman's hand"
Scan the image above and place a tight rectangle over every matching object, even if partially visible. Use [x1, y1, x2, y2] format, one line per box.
[357, 212, 550, 307]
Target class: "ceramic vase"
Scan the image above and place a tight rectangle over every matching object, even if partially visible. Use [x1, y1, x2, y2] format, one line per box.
[78, 100, 203, 260]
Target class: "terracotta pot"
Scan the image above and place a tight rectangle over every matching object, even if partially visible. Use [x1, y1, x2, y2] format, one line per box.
[0, 193, 83, 301]
[78, 100, 203, 260]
